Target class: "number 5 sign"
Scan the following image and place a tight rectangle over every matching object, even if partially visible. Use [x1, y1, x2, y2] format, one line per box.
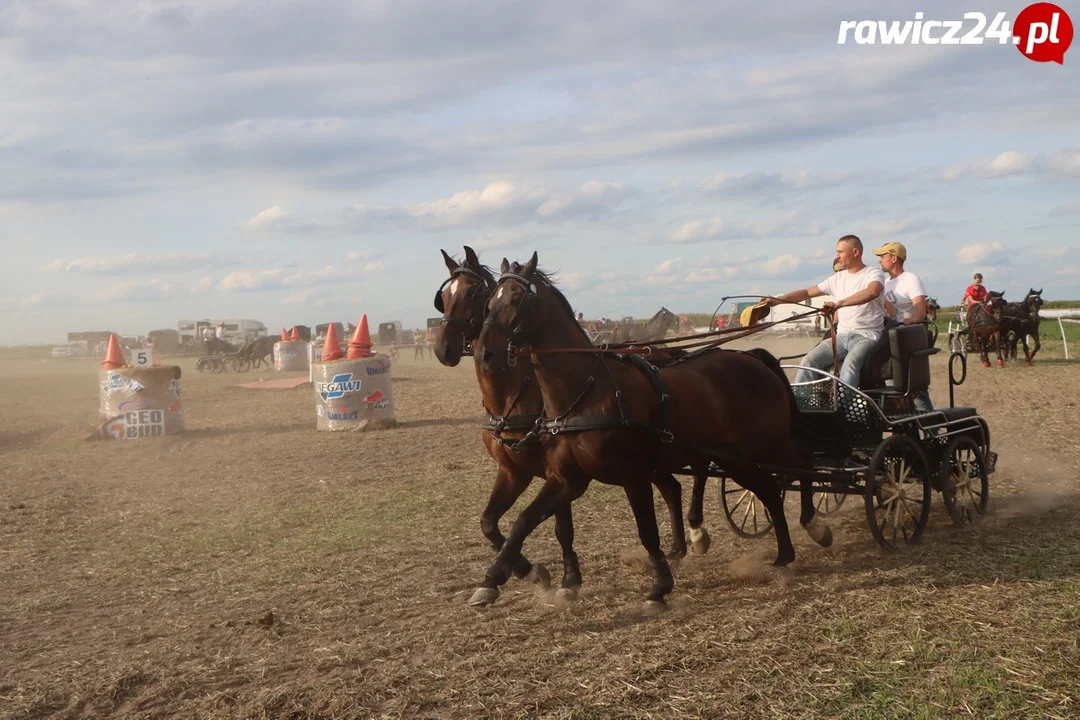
[133, 348, 154, 367]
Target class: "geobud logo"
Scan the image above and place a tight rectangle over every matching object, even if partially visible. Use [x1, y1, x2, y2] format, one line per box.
[837, 4, 1073, 65]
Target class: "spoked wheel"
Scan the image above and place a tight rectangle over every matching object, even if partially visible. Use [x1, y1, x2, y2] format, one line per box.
[237, 358, 252, 373]
[864, 433, 932, 551]
[212, 358, 226, 373]
[719, 477, 780, 539]
[224, 356, 241, 373]
[813, 488, 847, 517]
[196, 357, 214, 374]
[940, 435, 989, 527]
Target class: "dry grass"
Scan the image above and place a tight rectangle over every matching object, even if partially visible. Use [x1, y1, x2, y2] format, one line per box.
[1, 349, 1079, 719]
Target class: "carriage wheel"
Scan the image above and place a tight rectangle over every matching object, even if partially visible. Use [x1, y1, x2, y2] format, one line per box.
[212, 358, 226, 373]
[224, 356, 241, 373]
[939, 436, 989, 527]
[237, 358, 252, 373]
[864, 433, 932, 551]
[813, 488, 847, 517]
[196, 357, 214, 374]
[719, 477, 778, 539]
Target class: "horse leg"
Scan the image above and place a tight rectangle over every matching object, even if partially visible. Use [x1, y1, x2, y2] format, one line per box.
[753, 473, 796, 567]
[469, 477, 586, 607]
[994, 332, 1005, 367]
[622, 479, 675, 605]
[799, 473, 833, 548]
[652, 473, 687, 560]
[481, 467, 549, 586]
[553, 502, 582, 599]
[687, 470, 712, 555]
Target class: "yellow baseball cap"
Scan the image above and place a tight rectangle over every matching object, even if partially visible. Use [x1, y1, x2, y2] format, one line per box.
[873, 241, 907, 261]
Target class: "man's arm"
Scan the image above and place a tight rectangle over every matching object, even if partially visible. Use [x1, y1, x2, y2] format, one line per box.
[906, 295, 928, 324]
[768, 285, 824, 306]
[884, 299, 897, 320]
[833, 281, 883, 310]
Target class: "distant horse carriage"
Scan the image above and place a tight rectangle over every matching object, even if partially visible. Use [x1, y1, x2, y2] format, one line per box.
[379, 322, 405, 360]
[433, 247, 996, 608]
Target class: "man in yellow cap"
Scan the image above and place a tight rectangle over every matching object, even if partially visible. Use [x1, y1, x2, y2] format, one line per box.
[874, 241, 933, 413]
[768, 234, 886, 388]
[874, 242, 928, 326]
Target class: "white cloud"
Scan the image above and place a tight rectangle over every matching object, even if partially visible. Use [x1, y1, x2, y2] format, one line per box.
[192, 275, 214, 294]
[701, 169, 847, 195]
[764, 254, 801, 277]
[218, 269, 284, 291]
[95, 278, 176, 302]
[0, 293, 46, 312]
[942, 147, 1080, 182]
[363, 261, 385, 272]
[664, 211, 821, 244]
[243, 206, 318, 235]
[40, 253, 218, 275]
[956, 241, 1009, 265]
[654, 258, 683, 273]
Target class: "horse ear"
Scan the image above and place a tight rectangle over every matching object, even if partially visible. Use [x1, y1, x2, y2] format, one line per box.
[522, 251, 538, 279]
[500, 257, 510, 274]
[463, 245, 480, 268]
[441, 249, 459, 273]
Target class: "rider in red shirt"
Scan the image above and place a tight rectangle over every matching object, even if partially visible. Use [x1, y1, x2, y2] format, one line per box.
[961, 272, 989, 310]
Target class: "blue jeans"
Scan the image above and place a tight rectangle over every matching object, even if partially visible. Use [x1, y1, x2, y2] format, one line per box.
[912, 388, 933, 414]
[796, 333, 880, 388]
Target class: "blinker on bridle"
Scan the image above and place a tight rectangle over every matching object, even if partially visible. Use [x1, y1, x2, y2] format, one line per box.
[482, 272, 538, 366]
[433, 266, 492, 334]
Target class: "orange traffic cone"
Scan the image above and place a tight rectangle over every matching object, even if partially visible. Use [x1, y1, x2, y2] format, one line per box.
[281, 327, 289, 341]
[322, 322, 344, 362]
[348, 314, 372, 359]
[102, 333, 126, 370]
[290, 326, 301, 342]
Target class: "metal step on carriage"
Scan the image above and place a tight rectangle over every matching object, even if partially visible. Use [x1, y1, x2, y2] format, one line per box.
[695, 321, 996, 551]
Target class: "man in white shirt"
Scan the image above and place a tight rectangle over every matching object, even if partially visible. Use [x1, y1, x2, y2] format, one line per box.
[874, 241, 933, 413]
[768, 234, 886, 388]
[215, 322, 227, 341]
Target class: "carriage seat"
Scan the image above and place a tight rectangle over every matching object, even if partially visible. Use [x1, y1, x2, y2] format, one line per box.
[938, 406, 977, 421]
[862, 325, 938, 400]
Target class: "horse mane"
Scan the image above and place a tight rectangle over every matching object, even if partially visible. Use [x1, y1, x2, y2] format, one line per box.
[509, 261, 592, 343]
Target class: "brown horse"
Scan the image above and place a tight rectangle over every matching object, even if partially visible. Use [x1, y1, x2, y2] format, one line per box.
[433, 247, 690, 604]
[609, 307, 678, 344]
[472, 252, 828, 606]
[963, 290, 1006, 367]
[1001, 288, 1043, 365]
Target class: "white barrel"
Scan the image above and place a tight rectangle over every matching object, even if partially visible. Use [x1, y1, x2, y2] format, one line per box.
[98, 365, 185, 439]
[311, 354, 396, 431]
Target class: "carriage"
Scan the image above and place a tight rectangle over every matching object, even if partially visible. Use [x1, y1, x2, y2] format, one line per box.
[694, 323, 995, 550]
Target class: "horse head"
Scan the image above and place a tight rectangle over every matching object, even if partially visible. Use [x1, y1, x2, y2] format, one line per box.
[476, 252, 584, 374]
[1025, 288, 1044, 317]
[433, 245, 495, 367]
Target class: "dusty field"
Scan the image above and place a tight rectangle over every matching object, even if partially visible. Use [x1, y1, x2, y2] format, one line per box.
[2, 344, 1080, 719]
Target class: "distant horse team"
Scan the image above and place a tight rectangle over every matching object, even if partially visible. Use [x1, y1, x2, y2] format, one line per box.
[960, 288, 1044, 367]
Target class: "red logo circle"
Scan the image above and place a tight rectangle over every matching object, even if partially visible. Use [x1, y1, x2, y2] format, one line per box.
[1014, 3, 1074, 64]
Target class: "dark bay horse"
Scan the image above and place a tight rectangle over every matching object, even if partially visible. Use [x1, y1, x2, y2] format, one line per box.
[433, 247, 690, 605]
[610, 307, 677, 344]
[473, 252, 828, 606]
[1002, 288, 1044, 365]
[963, 290, 1006, 367]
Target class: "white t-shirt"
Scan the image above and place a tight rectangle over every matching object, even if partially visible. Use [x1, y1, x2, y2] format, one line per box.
[884, 271, 928, 323]
[216, 326, 226, 339]
[817, 266, 887, 339]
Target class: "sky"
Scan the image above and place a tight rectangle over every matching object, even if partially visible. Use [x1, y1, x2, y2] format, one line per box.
[2, 0, 1078, 345]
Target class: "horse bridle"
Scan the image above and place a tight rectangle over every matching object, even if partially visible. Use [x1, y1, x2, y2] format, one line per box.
[433, 266, 493, 336]
[482, 272, 537, 366]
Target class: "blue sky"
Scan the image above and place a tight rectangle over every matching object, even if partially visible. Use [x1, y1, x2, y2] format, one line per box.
[2, 0, 1078, 344]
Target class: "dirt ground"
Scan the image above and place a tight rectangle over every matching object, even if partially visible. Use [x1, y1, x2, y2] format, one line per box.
[2, 343, 1079, 719]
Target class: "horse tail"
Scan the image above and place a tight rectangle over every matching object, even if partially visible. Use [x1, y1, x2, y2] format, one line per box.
[743, 348, 807, 456]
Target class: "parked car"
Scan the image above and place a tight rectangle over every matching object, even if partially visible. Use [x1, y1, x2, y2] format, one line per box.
[51, 342, 90, 359]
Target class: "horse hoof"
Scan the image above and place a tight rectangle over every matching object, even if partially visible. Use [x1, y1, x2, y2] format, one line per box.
[1026, 361, 1032, 367]
[526, 563, 551, 589]
[982, 362, 990, 368]
[690, 527, 711, 555]
[818, 525, 833, 548]
[555, 587, 579, 603]
[467, 587, 500, 607]
[641, 599, 669, 615]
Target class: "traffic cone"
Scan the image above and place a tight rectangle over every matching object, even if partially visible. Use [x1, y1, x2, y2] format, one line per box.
[322, 322, 344, 362]
[102, 333, 126, 370]
[290, 326, 301, 342]
[281, 327, 289, 341]
[348, 314, 372, 359]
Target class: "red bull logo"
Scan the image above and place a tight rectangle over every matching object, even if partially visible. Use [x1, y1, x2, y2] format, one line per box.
[363, 389, 385, 404]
